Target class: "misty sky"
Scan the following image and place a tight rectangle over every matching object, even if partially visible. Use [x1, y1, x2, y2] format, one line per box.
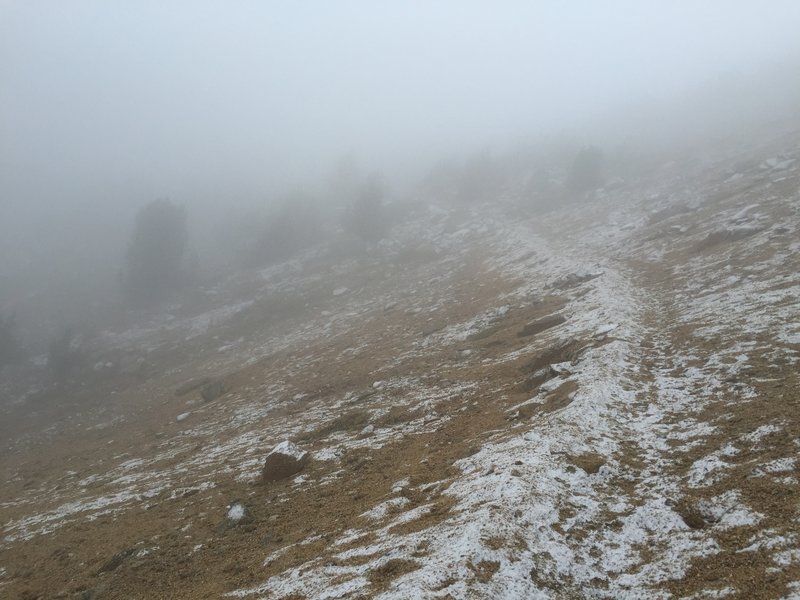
[2, 1, 800, 220]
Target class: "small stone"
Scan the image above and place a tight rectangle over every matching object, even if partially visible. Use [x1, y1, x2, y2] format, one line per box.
[226, 502, 248, 522]
[220, 501, 253, 530]
[176, 412, 191, 422]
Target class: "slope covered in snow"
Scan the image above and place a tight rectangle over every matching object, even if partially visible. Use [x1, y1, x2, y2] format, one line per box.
[1, 132, 799, 599]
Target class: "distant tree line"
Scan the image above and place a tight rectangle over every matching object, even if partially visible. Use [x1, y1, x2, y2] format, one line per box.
[1, 140, 611, 385]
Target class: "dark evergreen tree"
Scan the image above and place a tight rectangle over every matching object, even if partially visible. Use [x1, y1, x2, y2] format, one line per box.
[125, 199, 188, 306]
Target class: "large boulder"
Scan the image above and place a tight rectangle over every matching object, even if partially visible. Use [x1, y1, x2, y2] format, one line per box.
[261, 440, 309, 483]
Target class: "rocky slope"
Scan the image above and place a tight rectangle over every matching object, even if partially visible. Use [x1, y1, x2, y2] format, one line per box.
[1, 131, 800, 599]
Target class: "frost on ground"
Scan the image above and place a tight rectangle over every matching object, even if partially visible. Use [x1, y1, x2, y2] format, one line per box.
[1, 134, 800, 599]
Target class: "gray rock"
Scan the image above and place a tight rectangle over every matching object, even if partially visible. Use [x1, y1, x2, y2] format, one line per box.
[200, 379, 226, 402]
[221, 501, 253, 529]
[174, 377, 212, 397]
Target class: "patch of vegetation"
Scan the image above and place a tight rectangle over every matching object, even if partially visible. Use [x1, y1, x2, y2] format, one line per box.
[469, 559, 500, 583]
[567, 452, 606, 475]
[675, 501, 707, 530]
[375, 404, 423, 427]
[298, 409, 371, 442]
[368, 559, 420, 590]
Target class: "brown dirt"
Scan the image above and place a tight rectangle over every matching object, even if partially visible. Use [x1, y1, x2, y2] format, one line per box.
[0, 243, 582, 599]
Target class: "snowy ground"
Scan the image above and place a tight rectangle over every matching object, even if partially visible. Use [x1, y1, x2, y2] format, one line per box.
[1, 133, 799, 599]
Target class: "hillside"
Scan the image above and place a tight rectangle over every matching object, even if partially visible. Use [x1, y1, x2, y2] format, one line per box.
[2, 131, 800, 599]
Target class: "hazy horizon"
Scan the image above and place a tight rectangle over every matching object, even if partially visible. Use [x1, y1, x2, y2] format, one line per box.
[3, 1, 800, 215]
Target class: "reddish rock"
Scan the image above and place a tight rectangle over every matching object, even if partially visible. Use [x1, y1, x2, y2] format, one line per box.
[261, 440, 309, 483]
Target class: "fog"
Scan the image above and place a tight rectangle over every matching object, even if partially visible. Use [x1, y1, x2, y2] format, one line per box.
[2, 1, 800, 349]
